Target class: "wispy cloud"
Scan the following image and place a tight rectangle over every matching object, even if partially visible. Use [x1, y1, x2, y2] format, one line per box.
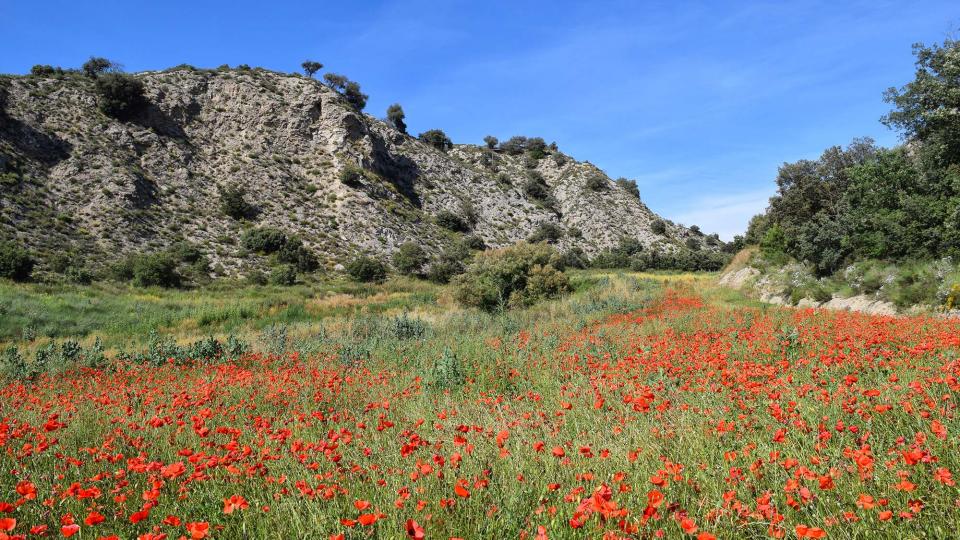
[672, 188, 775, 241]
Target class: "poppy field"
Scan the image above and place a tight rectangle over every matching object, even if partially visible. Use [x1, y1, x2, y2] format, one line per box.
[2, 274, 960, 539]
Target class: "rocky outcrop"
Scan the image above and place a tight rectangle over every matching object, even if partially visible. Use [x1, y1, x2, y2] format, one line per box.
[0, 66, 709, 277]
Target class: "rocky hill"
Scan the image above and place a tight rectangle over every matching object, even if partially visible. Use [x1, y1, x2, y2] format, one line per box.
[0, 65, 713, 278]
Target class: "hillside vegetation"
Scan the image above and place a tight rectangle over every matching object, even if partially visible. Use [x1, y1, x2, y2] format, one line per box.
[0, 60, 729, 289]
[729, 39, 960, 311]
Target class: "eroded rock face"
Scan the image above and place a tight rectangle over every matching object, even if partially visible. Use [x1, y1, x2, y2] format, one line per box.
[0, 67, 707, 276]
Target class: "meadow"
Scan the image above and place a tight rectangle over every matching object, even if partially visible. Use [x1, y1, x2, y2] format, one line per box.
[1, 271, 958, 539]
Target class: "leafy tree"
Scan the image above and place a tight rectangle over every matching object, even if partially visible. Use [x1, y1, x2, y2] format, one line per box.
[82, 57, 114, 77]
[132, 253, 180, 288]
[483, 135, 498, 149]
[301, 60, 323, 78]
[323, 73, 348, 90]
[220, 185, 256, 220]
[0, 241, 34, 281]
[29, 65, 60, 76]
[346, 256, 387, 282]
[343, 81, 368, 110]
[95, 73, 147, 120]
[392, 242, 427, 275]
[387, 103, 407, 134]
[882, 39, 960, 167]
[499, 136, 528, 155]
[276, 237, 318, 272]
[419, 129, 453, 151]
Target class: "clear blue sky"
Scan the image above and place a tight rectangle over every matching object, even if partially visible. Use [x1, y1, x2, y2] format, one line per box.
[3, 1, 958, 239]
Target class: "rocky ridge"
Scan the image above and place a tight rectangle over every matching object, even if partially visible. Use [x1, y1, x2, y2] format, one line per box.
[0, 66, 713, 278]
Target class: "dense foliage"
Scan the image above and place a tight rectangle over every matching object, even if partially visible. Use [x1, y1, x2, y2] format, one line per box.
[418, 129, 453, 151]
[453, 242, 569, 311]
[346, 255, 387, 282]
[748, 39, 960, 275]
[0, 241, 35, 281]
[95, 73, 147, 120]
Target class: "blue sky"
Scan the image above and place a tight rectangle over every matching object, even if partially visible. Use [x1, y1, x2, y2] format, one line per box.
[3, 1, 958, 239]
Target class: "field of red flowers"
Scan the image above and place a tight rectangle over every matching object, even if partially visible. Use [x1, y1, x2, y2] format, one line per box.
[2, 284, 960, 539]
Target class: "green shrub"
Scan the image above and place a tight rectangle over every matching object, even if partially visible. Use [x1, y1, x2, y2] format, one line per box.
[269, 265, 297, 286]
[132, 253, 180, 288]
[95, 73, 147, 120]
[276, 237, 318, 272]
[430, 348, 465, 389]
[435, 210, 469, 232]
[460, 235, 486, 251]
[346, 256, 387, 282]
[483, 135, 498, 149]
[245, 269, 268, 286]
[427, 260, 462, 284]
[392, 243, 427, 276]
[453, 242, 570, 311]
[527, 222, 564, 244]
[392, 313, 427, 340]
[650, 219, 667, 235]
[0, 241, 34, 282]
[558, 247, 588, 269]
[220, 185, 256, 220]
[523, 172, 551, 202]
[242, 227, 287, 254]
[419, 129, 453, 151]
[615, 178, 640, 198]
[585, 175, 608, 191]
[339, 164, 365, 186]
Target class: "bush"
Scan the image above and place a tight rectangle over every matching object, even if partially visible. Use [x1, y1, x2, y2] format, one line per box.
[650, 219, 667, 235]
[460, 235, 486, 251]
[453, 242, 570, 311]
[426, 260, 461, 284]
[523, 172, 551, 201]
[269, 265, 297, 286]
[483, 135, 498, 149]
[685, 237, 701, 250]
[95, 73, 147, 120]
[435, 210, 469, 232]
[585, 175, 608, 191]
[242, 227, 288, 254]
[591, 237, 645, 269]
[346, 256, 387, 282]
[558, 247, 588, 269]
[393, 243, 427, 276]
[220, 185, 256, 220]
[276, 237, 318, 272]
[419, 129, 453, 151]
[0, 241, 34, 282]
[340, 163, 365, 186]
[615, 177, 640, 198]
[527, 222, 564, 244]
[132, 253, 180, 288]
